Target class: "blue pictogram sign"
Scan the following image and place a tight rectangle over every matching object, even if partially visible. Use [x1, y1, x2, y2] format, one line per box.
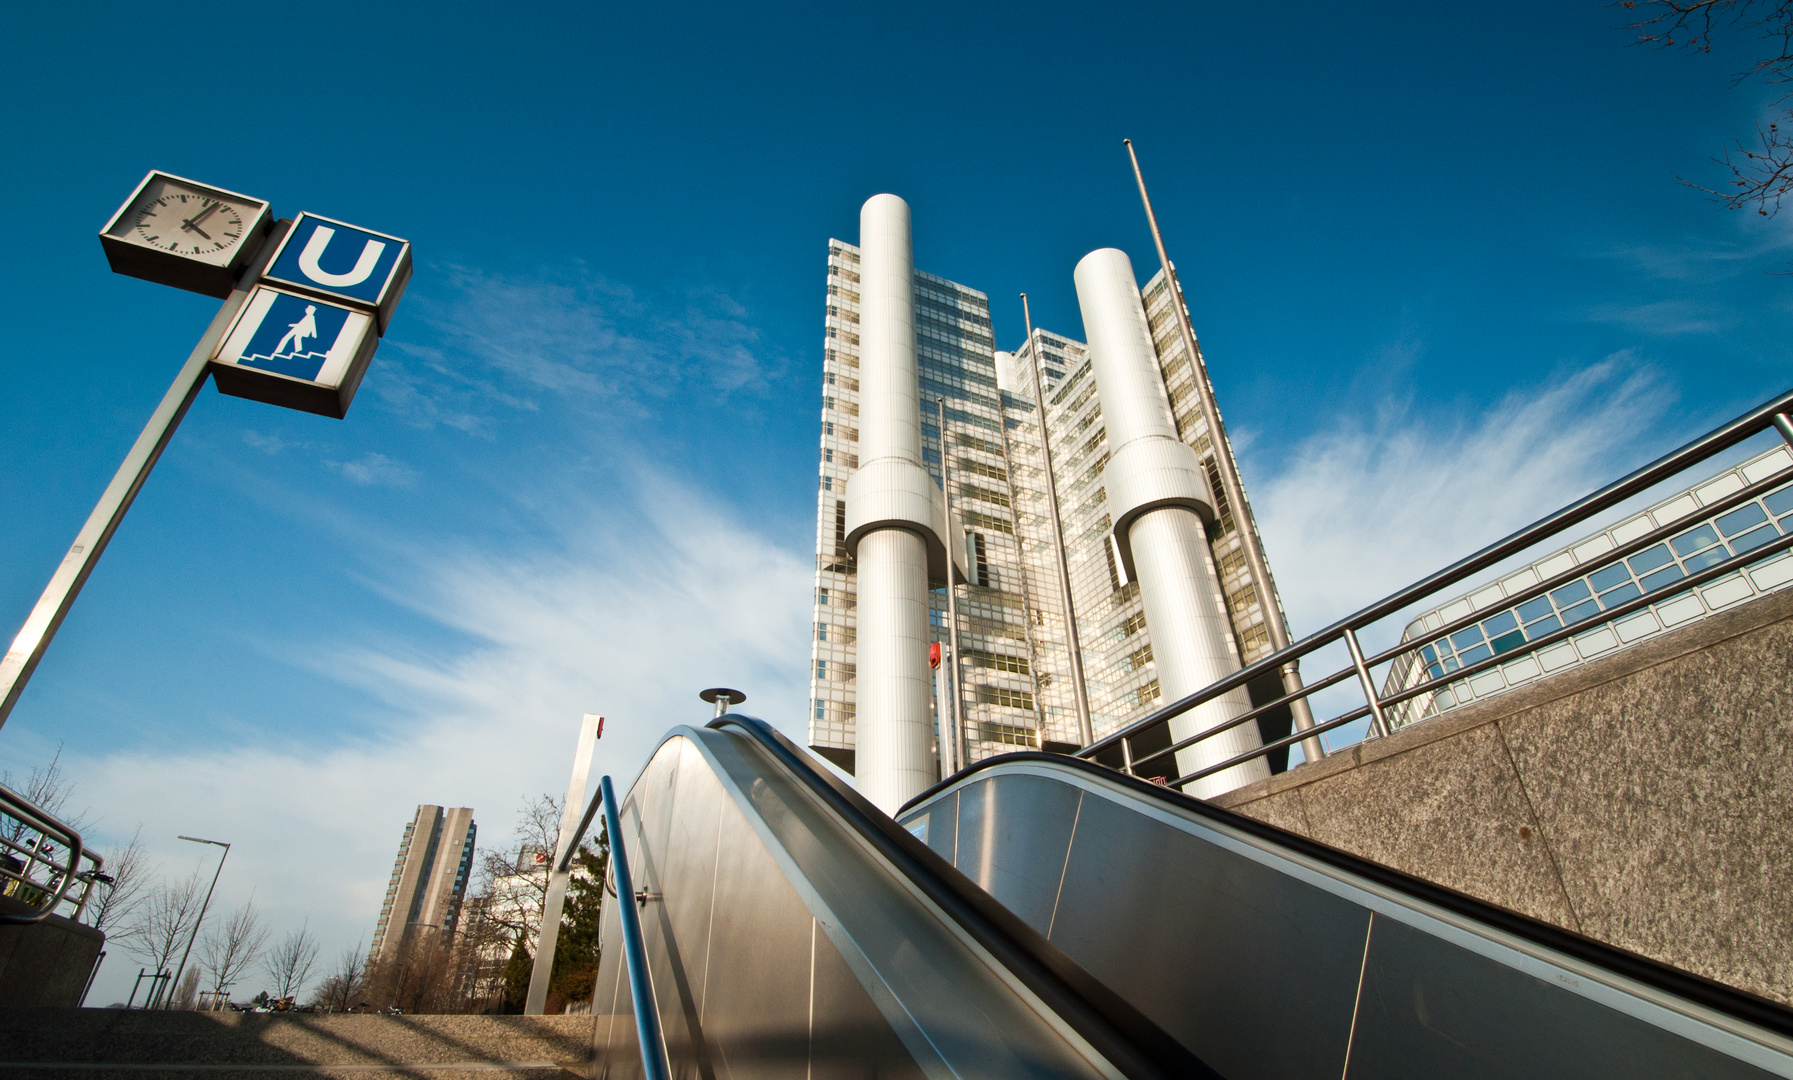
[262, 213, 411, 331]
[210, 285, 379, 418]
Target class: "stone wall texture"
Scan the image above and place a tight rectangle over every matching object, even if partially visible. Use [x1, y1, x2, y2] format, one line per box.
[0, 914, 103, 1007]
[1213, 585, 1793, 1006]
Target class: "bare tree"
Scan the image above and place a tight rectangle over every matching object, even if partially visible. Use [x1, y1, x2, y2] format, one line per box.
[199, 900, 269, 1005]
[263, 923, 320, 1001]
[473, 794, 563, 955]
[309, 941, 368, 1012]
[1624, 0, 1793, 216]
[85, 827, 152, 946]
[128, 872, 205, 986]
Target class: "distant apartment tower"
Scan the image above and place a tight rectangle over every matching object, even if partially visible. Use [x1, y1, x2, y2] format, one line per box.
[808, 229, 1299, 795]
[370, 806, 477, 967]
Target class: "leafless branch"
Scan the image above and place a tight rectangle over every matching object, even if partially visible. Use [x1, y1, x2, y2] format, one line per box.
[199, 899, 269, 1003]
[85, 826, 152, 943]
[1621, 0, 1793, 216]
[264, 922, 321, 1000]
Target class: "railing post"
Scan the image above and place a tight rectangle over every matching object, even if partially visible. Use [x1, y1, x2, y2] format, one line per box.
[600, 776, 671, 1080]
[1774, 412, 1793, 448]
[1343, 628, 1392, 739]
[1120, 735, 1135, 775]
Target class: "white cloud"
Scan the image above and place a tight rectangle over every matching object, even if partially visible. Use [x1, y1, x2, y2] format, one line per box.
[1252, 357, 1675, 640]
[73, 471, 813, 1006]
[376, 264, 786, 432]
[326, 452, 419, 488]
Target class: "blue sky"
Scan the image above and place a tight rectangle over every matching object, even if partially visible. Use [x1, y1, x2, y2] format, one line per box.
[3, 2, 1788, 1003]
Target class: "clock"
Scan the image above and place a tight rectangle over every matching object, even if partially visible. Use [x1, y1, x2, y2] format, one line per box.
[99, 171, 273, 298]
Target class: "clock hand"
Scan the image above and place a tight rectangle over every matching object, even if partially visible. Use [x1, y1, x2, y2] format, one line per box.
[181, 201, 222, 233]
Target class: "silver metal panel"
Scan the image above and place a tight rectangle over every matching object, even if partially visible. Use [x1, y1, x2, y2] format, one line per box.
[696, 727, 1116, 1080]
[948, 774, 1082, 935]
[1348, 914, 1777, 1079]
[636, 740, 727, 1073]
[1049, 780, 1366, 1080]
[906, 759, 1793, 1080]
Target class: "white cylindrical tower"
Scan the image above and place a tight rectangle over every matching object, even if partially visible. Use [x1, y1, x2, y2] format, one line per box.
[842, 194, 962, 814]
[1073, 247, 1269, 798]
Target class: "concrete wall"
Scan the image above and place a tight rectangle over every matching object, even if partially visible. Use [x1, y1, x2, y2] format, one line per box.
[0, 914, 104, 1007]
[1213, 585, 1793, 1006]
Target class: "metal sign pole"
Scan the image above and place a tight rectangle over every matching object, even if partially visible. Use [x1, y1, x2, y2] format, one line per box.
[0, 224, 287, 733]
[525, 712, 602, 1015]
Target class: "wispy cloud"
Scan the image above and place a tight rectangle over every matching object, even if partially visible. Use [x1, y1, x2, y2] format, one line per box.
[377, 263, 786, 432]
[326, 452, 419, 488]
[1583, 298, 1731, 335]
[70, 470, 812, 1005]
[1253, 356, 1675, 636]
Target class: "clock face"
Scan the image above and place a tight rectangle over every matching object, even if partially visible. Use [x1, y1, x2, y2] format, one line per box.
[99, 171, 272, 296]
[131, 189, 246, 257]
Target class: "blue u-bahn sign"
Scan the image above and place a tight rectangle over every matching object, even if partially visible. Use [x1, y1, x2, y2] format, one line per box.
[207, 211, 410, 418]
[261, 213, 412, 332]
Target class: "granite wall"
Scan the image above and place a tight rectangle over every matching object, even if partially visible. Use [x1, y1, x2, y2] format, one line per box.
[0, 914, 104, 1007]
[1213, 585, 1793, 1006]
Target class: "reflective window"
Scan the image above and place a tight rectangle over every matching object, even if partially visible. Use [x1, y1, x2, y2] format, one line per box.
[1517, 596, 1554, 622]
[1489, 630, 1526, 654]
[1628, 544, 1674, 575]
[1552, 580, 1593, 607]
[1684, 547, 1728, 573]
[1672, 523, 1721, 557]
[1765, 485, 1793, 517]
[1525, 613, 1561, 637]
[1589, 563, 1631, 592]
[1717, 503, 1769, 537]
[1561, 598, 1601, 625]
[1599, 582, 1642, 608]
[1640, 565, 1685, 592]
[1458, 642, 1493, 665]
[1482, 611, 1518, 636]
[1450, 626, 1485, 650]
[1730, 523, 1778, 554]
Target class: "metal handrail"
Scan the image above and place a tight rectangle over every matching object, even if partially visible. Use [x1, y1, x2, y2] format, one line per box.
[0, 780, 103, 925]
[600, 774, 670, 1080]
[1077, 388, 1793, 791]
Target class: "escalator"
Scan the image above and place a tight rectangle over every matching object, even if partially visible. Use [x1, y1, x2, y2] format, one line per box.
[590, 718, 1793, 1078]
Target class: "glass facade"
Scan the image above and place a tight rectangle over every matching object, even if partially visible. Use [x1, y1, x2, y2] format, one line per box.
[1383, 444, 1793, 726]
[808, 247, 1296, 774]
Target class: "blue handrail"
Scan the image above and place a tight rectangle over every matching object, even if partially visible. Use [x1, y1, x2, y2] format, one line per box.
[600, 775, 671, 1080]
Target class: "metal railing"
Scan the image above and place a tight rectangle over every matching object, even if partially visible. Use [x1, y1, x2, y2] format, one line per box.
[0, 780, 105, 924]
[599, 774, 671, 1080]
[1076, 388, 1793, 793]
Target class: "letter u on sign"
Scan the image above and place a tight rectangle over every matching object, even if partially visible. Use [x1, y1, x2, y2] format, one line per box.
[298, 227, 385, 288]
[262, 212, 413, 333]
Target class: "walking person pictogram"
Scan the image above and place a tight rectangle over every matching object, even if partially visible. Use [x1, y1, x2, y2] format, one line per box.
[272, 304, 319, 357]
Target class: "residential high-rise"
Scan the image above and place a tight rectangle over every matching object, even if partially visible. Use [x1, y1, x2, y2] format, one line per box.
[369, 805, 477, 967]
[808, 200, 1301, 806]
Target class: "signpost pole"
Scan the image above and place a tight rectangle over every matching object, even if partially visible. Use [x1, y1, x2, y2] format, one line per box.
[525, 712, 603, 1015]
[0, 224, 286, 733]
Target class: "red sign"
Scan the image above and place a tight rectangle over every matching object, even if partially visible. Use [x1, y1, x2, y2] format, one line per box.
[929, 642, 941, 669]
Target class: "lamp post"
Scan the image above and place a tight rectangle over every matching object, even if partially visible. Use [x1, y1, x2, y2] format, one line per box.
[164, 835, 229, 1009]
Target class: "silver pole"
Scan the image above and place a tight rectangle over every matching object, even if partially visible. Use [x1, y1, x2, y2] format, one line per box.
[0, 223, 288, 732]
[1343, 628, 1392, 739]
[525, 712, 602, 1015]
[1121, 140, 1326, 766]
[1019, 298, 1094, 746]
[935, 398, 968, 775]
[166, 836, 229, 1009]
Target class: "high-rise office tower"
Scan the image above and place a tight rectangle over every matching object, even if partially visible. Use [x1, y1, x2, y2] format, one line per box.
[369, 805, 477, 967]
[808, 198, 1298, 806]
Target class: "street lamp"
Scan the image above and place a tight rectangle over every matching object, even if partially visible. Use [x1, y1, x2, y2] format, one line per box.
[164, 835, 229, 1009]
